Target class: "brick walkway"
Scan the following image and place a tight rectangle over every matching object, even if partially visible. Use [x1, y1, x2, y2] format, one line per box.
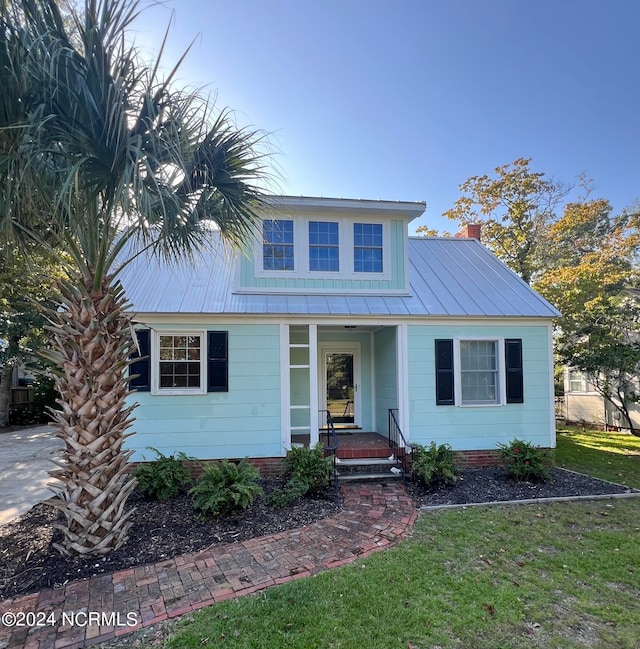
[0, 484, 417, 649]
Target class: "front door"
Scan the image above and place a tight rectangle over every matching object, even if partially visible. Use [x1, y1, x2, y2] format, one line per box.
[321, 345, 361, 428]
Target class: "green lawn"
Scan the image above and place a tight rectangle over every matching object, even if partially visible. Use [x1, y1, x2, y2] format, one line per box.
[166, 499, 640, 649]
[555, 425, 640, 489]
[164, 428, 640, 649]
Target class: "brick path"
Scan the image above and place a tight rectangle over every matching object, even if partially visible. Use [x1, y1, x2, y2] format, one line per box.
[0, 484, 417, 649]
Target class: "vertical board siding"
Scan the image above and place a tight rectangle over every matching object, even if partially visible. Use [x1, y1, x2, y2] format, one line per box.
[127, 324, 282, 461]
[407, 324, 554, 450]
[374, 327, 397, 433]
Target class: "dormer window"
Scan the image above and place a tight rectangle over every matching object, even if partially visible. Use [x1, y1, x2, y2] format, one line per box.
[309, 221, 339, 272]
[253, 215, 394, 284]
[354, 223, 383, 273]
[263, 219, 294, 271]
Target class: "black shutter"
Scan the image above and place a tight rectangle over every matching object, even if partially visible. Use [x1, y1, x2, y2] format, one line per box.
[207, 331, 228, 392]
[435, 339, 455, 405]
[129, 328, 151, 392]
[505, 338, 524, 403]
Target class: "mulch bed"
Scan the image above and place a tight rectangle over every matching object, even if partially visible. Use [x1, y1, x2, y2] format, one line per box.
[407, 466, 636, 507]
[0, 478, 342, 601]
[1, 468, 636, 603]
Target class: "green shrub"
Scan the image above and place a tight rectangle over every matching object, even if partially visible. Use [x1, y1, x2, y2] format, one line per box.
[266, 478, 309, 508]
[497, 438, 551, 483]
[134, 448, 194, 500]
[411, 442, 457, 488]
[284, 443, 332, 495]
[190, 459, 263, 517]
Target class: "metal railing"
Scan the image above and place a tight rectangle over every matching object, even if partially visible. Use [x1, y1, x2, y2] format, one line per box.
[388, 408, 411, 480]
[319, 409, 339, 454]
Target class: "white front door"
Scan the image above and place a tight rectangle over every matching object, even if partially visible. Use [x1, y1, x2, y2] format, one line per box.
[320, 343, 362, 428]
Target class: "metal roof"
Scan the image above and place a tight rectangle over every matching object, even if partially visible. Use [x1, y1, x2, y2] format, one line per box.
[119, 235, 559, 319]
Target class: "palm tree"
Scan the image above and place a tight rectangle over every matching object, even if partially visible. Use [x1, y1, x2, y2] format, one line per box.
[0, 0, 270, 557]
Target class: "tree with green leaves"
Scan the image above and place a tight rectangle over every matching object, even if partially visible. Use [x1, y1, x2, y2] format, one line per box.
[442, 158, 569, 284]
[535, 200, 640, 433]
[0, 245, 63, 427]
[0, 0, 271, 556]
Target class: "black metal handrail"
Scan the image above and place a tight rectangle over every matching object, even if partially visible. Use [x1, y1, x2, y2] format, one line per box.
[320, 409, 339, 454]
[388, 408, 411, 480]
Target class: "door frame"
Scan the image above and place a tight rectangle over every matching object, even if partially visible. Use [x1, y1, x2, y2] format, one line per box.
[318, 342, 362, 429]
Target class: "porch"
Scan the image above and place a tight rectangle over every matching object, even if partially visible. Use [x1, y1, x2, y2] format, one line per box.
[281, 322, 409, 453]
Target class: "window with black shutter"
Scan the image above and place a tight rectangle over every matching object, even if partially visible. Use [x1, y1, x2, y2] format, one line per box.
[207, 331, 229, 392]
[505, 338, 524, 403]
[129, 328, 151, 392]
[435, 339, 455, 405]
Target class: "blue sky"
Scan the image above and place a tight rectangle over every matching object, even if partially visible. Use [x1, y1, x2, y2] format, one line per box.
[134, 0, 640, 233]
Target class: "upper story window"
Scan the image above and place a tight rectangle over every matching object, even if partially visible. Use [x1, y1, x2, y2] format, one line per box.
[354, 223, 383, 273]
[253, 217, 392, 282]
[309, 221, 339, 272]
[263, 219, 294, 271]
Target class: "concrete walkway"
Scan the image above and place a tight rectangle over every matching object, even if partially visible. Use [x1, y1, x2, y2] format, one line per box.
[0, 483, 418, 649]
[0, 426, 62, 527]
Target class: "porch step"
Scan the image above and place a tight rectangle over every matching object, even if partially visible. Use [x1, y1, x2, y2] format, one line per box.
[335, 457, 397, 467]
[333, 455, 404, 483]
[337, 471, 404, 482]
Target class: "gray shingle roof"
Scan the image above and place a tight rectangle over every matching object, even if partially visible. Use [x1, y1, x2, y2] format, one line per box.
[118, 235, 559, 319]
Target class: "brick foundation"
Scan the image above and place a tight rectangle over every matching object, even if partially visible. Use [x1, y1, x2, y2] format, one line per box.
[128, 457, 286, 478]
[456, 449, 502, 467]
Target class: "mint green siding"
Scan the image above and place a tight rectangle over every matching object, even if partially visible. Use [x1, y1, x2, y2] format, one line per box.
[240, 219, 406, 292]
[374, 327, 397, 432]
[126, 324, 281, 461]
[407, 324, 554, 449]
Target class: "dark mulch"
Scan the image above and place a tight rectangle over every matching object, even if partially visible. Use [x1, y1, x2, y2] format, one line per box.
[407, 466, 637, 507]
[0, 478, 342, 601]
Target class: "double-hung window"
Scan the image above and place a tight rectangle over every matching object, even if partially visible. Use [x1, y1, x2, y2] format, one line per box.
[309, 221, 339, 271]
[263, 219, 294, 271]
[353, 223, 383, 273]
[568, 369, 587, 393]
[459, 340, 499, 405]
[159, 334, 203, 390]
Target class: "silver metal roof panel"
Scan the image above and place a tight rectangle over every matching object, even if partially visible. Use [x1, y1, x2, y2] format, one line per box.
[119, 234, 559, 319]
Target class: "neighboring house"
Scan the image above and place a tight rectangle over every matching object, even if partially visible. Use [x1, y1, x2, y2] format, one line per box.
[563, 368, 640, 431]
[119, 195, 559, 468]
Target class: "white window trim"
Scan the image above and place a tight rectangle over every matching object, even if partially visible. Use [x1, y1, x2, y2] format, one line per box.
[254, 216, 391, 280]
[454, 337, 506, 407]
[151, 330, 207, 395]
[567, 368, 589, 394]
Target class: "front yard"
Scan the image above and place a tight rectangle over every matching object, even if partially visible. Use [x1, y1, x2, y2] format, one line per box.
[555, 425, 640, 489]
[156, 428, 640, 649]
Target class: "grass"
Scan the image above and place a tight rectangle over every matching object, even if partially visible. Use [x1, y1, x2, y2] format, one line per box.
[164, 427, 640, 649]
[555, 425, 640, 489]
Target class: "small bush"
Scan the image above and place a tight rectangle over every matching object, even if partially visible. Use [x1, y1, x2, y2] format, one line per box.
[190, 459, 263, 517]
[497, 438, 551, 483]
[134, 448, 194, 501]
[266, 479, 309, 508]
[411, 442, 457, 488]
[284, 443, 332, 495]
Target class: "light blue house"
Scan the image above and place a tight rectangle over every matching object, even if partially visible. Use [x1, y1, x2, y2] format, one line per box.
[120, 196, 558, 469]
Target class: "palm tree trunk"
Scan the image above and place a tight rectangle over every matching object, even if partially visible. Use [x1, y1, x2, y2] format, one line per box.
[42, 273, 138, 557]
